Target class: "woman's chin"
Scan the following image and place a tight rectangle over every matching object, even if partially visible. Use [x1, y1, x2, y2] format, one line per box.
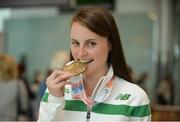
[83, 69, 92, 76]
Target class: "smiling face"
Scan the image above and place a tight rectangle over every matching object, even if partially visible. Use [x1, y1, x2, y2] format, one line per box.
[70, 22, 111, 76]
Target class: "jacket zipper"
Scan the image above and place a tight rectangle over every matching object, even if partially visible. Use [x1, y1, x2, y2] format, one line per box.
[86, 107, 91, 121]
[85, 78, 107, 121]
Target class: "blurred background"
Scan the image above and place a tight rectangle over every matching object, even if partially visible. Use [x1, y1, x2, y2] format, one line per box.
[0, 0, 180, 121]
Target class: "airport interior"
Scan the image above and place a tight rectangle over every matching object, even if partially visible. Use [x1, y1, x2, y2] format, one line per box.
[0, 0, 180, 121]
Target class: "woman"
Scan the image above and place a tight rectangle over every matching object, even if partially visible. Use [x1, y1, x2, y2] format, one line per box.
[38, 6, 151, 121]
[0, 54, 29, 120]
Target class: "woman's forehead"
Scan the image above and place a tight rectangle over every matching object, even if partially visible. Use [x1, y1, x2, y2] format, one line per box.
[71, 22, 107, 41]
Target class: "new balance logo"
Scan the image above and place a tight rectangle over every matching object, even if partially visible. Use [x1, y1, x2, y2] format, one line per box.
[115, 93, 131, 100]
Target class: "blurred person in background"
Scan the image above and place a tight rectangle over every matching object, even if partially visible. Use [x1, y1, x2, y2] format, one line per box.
[0, 54, 29, 121]
[18, 55, 36, 120]
[38, 6, 151, 121]
[157, 74, 174, 105]
[135, 71, 148, 92]
[128, 66, 148, 91]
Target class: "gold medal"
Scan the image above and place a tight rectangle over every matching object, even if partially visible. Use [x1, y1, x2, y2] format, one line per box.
[64, 60, 88, 76]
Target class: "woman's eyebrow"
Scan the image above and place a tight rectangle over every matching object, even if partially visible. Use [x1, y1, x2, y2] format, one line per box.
[84, 39, 97, 43]
[71, 38, 78, 41]
[71, 38, 97, 42]
[86, 39, 97, 41]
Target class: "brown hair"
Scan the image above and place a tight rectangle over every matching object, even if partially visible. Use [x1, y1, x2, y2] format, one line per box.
[70, 6, 132, 82]
[0, 54, 18, 81]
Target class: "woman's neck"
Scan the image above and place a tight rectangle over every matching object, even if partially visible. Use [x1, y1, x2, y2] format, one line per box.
[83, 64, 109, 97]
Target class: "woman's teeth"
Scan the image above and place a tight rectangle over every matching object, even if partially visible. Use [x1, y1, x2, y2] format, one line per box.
[80, 59, 93, 64]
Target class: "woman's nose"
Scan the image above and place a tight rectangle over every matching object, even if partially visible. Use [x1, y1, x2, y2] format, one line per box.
[77, 47, 88, 58]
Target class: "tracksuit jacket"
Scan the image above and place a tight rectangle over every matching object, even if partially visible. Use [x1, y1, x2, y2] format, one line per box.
[38, 66, 151, 121]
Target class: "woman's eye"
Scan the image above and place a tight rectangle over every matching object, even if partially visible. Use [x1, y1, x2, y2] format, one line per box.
[71, 41, 79, 47]
[88, 42, 97, 47]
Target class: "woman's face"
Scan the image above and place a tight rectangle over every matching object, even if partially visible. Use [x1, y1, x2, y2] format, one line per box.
[70, 22, 111, 76]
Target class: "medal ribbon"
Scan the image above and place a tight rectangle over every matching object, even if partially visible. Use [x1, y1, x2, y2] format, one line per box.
[80, 76, 115, 109]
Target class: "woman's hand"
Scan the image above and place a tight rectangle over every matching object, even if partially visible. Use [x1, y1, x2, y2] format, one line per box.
[46, 70, 72, 97]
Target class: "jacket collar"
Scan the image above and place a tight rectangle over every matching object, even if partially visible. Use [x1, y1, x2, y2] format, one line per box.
[91, 65, 115, 103]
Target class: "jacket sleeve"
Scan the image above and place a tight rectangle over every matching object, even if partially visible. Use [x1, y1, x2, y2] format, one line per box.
[38, 88, 65, 121]
[130, 103, 151, 121]
[130, 86, 151, 121]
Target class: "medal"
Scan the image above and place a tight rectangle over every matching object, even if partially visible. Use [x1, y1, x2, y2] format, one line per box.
[64, 59, 89, 76]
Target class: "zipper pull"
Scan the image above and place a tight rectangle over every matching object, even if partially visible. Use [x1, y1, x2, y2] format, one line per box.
[86, 110, 91, 119]
[86, 106, 91, 121]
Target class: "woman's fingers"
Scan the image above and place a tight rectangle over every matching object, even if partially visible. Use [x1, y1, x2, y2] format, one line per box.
[54, 73, 72, 84]
[48, 81, 65, 97]
[46, 70, 69, 84]
[46, 70, 72, 97]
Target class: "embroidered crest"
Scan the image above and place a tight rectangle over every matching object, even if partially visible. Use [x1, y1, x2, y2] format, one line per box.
[64, 87, 70, 94]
